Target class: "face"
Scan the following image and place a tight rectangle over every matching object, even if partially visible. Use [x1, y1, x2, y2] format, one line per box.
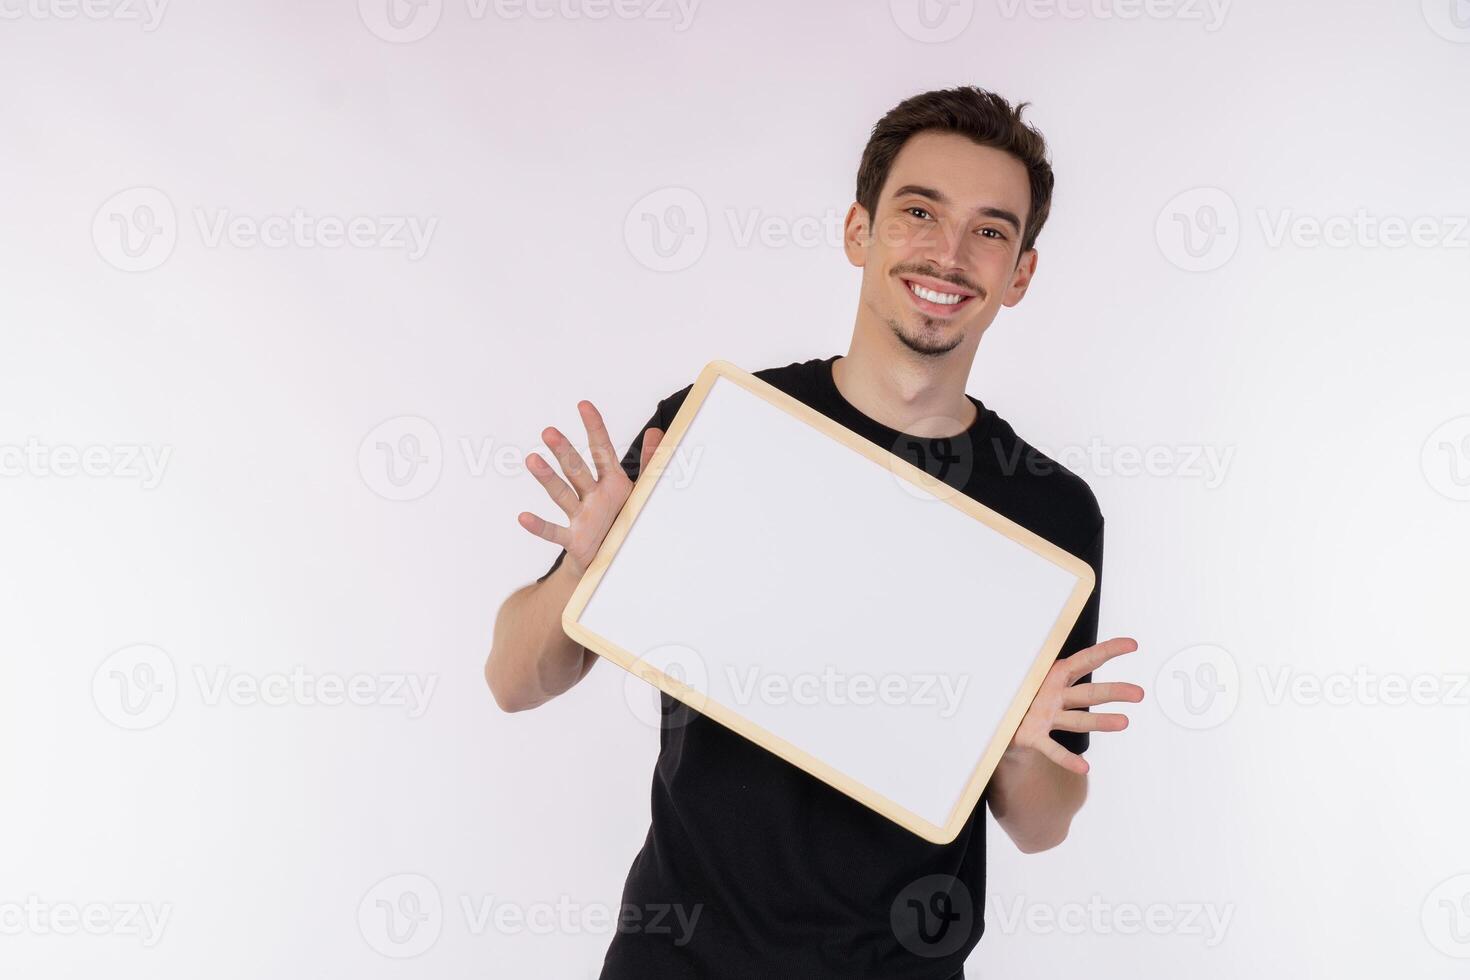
[844, 130, 1038, 357]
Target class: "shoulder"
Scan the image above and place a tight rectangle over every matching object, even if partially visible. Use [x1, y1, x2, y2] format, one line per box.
[980, 410, 1104, 550]
[652, 357, 822, 425]
[752, 356, 823, 390]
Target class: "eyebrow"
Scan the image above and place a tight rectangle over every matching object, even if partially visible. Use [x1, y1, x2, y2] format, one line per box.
[890, 183, 1023, 234]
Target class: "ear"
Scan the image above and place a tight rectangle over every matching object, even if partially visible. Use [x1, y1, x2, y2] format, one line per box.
[842, 202, 870, 269]
[1002, 248, 1038, 308]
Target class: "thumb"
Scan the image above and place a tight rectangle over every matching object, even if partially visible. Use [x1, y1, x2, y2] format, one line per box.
[638, 427, 665, 477]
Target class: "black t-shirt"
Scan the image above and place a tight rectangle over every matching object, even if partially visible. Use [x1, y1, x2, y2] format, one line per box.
[536, 354, 1104, 979]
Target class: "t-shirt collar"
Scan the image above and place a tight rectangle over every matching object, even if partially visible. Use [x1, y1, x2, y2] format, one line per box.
[815, 354, 993, 447]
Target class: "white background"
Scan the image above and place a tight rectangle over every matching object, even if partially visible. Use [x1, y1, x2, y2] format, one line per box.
[1, 1, 1468, 977]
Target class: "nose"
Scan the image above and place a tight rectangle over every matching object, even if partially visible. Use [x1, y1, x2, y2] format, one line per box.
[916, 217, 969, 278]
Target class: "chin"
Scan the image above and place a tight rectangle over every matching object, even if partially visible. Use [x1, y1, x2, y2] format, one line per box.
[892, 318, 966, 357]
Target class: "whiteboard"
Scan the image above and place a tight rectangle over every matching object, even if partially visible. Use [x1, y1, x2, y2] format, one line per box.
[562, 360, 1095, 844]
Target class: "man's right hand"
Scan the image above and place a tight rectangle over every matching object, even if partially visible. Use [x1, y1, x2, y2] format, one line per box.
[517, 399, 664, 581]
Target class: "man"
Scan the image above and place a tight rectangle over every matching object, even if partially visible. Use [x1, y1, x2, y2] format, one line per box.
[486, 85, 1144, 978]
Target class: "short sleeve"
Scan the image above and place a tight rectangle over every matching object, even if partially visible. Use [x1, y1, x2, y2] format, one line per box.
[534, 403, 665, 584]
[1048, 519, 1104, 756]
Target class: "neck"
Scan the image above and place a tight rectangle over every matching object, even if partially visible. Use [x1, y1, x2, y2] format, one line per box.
[833, 330, 980, 438]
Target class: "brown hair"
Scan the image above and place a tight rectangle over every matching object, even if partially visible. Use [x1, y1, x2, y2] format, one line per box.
[855, 86, 1055, 256]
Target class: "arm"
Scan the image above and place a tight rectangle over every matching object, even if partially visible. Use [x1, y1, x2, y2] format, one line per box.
[987, 636, 1142, 852]
[986, 748, 1089, 854]
[485, 557, 597, 712]
[485, 399, 663, 712]
[987, 521, 1143, 852]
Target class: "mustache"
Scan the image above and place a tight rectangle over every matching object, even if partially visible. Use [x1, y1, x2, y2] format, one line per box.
[893, 267, 983, 298]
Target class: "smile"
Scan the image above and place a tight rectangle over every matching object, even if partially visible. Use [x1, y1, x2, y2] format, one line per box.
[900, 277, 977, 316]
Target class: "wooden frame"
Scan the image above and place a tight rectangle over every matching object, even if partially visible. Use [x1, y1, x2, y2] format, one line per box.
[561, 359, 1096, 844]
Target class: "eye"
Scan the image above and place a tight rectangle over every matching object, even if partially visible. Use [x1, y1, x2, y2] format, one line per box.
[905, 206, 932, 220]
[977, 227, 1007, 240]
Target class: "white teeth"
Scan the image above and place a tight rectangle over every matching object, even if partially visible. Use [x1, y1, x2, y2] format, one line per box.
[908, 282, 965, 305]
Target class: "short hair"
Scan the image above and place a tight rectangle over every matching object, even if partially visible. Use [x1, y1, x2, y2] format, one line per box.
[855, 86, 1055, 255]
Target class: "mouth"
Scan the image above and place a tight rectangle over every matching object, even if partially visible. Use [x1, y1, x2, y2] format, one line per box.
[899, 276, 978, 318]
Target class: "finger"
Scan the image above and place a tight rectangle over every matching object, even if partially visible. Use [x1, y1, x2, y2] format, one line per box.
[638, 427, 664, 477]
[1064, 636, 1139, 684]
[578, 401, 620, 482]
[526, 450, 579, 517]
[1035, 737, 1089, 776]
[1052, 709, 1130, 734]
[1062, 681, 1145, 709]
[517, 510, 571, 549]
[543, 426, 596, 497]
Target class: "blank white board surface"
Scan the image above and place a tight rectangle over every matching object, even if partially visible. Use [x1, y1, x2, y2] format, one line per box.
[562, 360, 1095, 844]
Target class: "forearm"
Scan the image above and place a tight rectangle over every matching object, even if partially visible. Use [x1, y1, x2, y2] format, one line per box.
[485, 560, 594, 712]
[986, 746, 1088, 853]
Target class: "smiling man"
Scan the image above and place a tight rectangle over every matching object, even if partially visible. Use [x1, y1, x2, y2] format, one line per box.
[487, 85, 1144, 978]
